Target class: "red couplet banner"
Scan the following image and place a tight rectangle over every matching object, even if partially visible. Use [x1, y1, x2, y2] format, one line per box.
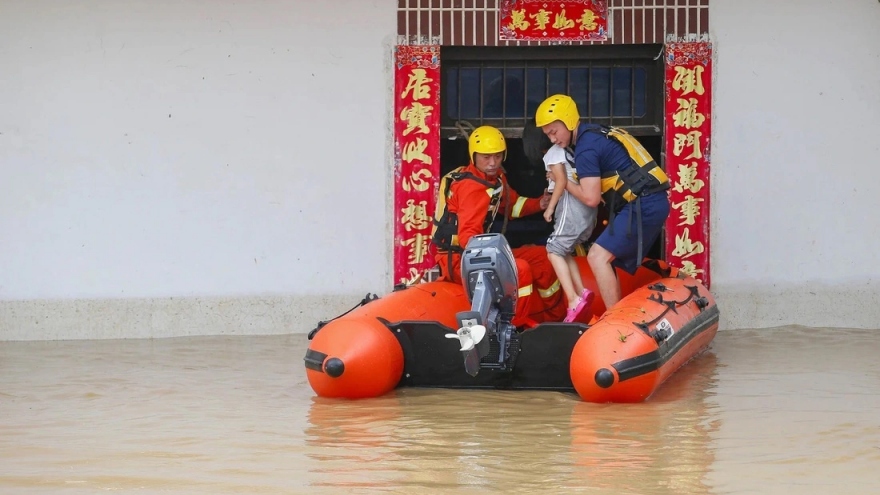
[499, 0, 608, 42]
[392, 45, 441, 286]
[664, 42, 713, 288]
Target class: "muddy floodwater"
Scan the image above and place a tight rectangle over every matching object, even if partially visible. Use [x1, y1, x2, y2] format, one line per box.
[1, 326, 878, 494]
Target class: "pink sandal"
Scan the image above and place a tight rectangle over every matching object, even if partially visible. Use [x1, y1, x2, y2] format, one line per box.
[564, 289, 596, 323]
[564, 298, 587, 323]
[581, 288, 595, 308]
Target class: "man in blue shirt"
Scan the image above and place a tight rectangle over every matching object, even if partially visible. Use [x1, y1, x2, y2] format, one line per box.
[535, 94, 671, 309]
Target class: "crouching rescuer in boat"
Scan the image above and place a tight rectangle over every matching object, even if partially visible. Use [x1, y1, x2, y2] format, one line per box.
[431, 125, 567, 330]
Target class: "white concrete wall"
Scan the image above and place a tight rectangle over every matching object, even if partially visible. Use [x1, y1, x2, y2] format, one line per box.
[4, 0, 879, 340]
[710, 0, 880, 329]
[0, 0, 398, 339]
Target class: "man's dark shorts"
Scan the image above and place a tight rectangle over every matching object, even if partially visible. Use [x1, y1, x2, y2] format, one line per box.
[594, 192, 670, 275]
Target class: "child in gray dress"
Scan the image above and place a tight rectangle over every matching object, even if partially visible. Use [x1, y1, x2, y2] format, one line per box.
[542, 143, 598, 322]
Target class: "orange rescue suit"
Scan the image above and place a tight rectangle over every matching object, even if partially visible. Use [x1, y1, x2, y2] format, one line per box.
[431, 163, 566, 326]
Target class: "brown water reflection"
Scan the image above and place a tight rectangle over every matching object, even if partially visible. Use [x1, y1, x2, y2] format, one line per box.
[1, 327, 878, 494]
[304, 352, 719, 495]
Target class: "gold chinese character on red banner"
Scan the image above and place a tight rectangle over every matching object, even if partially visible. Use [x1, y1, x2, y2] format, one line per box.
[579, 10, 598, 31]
[508, 9, 529, 30]
[673, 131, 703, 159]
[672, 162, 705, 194]
[672, 66, 706, 96]
[530, 9, 551, 30]
[679, 260, 705, 279]
[399, 267, 422, 286]
[672, 228, 705, 260]
[402, 137, 432, 165]
[401, 233, 431, 265]
[673, 98, 706, 129]
[401, 168, 433, 193]
[400, 199, 430, 232]
[400, 102, 433, 136]
[672, 195, 704, 226]
[401, 69, 434, 101]
[552, 10, 575, 30]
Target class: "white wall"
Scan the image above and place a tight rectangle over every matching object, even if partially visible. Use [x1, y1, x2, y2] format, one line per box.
[4, 0, 879, 340]
[0, 0, 398, 339]
[710, 0, 880, 329]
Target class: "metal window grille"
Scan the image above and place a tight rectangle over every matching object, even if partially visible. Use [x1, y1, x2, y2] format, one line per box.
[397, 0, 710, 47]
[441, 45, 664, 138]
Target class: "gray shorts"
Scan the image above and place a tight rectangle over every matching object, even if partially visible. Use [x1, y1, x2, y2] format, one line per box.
[546, 191, 598, 257]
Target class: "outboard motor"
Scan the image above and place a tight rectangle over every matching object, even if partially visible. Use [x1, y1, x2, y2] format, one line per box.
[445, 233, 519, 377]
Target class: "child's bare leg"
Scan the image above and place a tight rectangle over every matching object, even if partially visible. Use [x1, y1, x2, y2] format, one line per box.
[564, 254, 585, 296]
[548, 252, 579, 309]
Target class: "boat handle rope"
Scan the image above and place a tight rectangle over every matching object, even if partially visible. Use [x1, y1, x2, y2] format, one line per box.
[307, 293, 380, 340]
[632, 284, 709, 338]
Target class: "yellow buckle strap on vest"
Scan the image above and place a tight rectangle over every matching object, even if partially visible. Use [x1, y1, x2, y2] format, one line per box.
[517, 284, 533, 298]
[590, 127, 670, 220]
[431, 167, 504, 254]
[537, 279, 561, 299]
[614, 129, 668, 185]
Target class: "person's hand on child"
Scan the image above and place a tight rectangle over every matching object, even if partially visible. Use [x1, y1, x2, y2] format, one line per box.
[539, 188, 551, 210]
[543, 204, 554, 222]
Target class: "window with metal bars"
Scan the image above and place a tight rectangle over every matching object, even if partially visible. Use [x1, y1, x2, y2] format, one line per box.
[440, 45, 664, 138]
[437, 45, 667, 256]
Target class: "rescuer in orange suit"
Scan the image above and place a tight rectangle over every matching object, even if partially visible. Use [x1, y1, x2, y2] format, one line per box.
[431, 125, 566, 327]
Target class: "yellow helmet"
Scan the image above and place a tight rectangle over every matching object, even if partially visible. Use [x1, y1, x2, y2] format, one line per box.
[535, 94, 580, 131]
[468, 125, 507, 161]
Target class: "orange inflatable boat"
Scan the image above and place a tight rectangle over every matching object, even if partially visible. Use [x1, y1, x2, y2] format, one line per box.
[304, 234, 718, 403]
